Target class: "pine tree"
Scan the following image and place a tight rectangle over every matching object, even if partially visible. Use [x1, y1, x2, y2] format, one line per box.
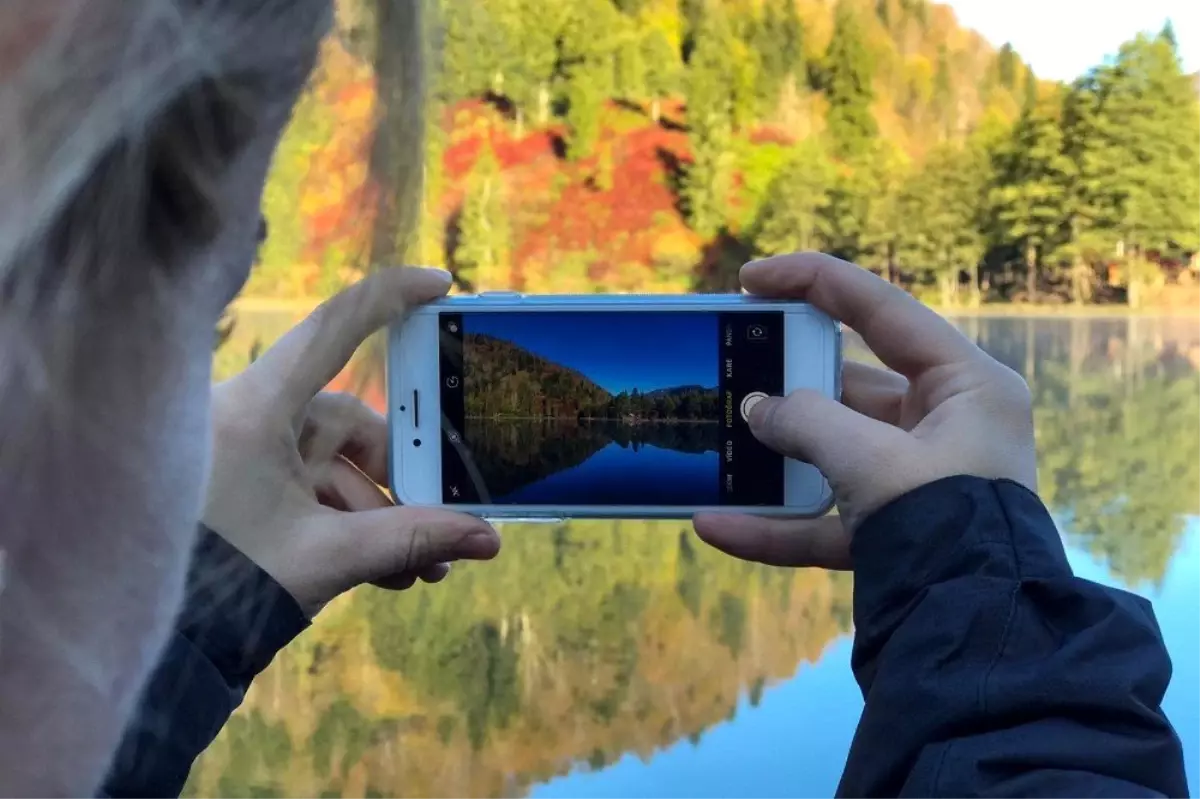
[683, 6, 736, 237]
[752, 0, 804, 117]
[989, 92, 1074, 302]
[1022, 65, 1038, 109]
[561, 0, 621, 159]
[440, 1, 503, 101]
[502, 0, 568, 131]
[453, 146, 510, 290]
[823, 143, 910, 273]
[615, 34, 647, 102]
[1058, 77, 1120, 303]
[728, 36, 760, 132]
[1160, 19, 1178, 48]
[641, 29, 681, 122]
[900, 143, 988, 305]
[932, 45, 956, 139]
[566, 59, 608, 159]
[996, 43, 1017, 89]
[412, 100, 448, 266]
[1052, 29, 1200, 306]
[857, 143, 911, 283]
[824, 1, 878, 159]
[752, 140, 837, 255]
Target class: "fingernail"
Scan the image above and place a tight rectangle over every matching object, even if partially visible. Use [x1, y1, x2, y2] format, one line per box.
[747, 396, 781, 429]
[424, 267, 453, 283]
[461, 529, 500, 559]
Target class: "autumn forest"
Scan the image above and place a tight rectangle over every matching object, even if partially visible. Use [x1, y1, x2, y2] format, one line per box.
[244, 0, 1200, 309]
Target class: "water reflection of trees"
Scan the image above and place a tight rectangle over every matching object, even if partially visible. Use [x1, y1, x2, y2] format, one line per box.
[466, 418, 721, 499]
[196, 315, 1198, 797]
[1034, 367, 1198, 587]
[954, 316, 1200, 587]
[186, 522, 854, 798]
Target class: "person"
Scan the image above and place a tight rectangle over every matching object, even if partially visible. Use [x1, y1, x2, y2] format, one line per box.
[0, 1, 495, 796]
[0, 5, 1186, 799]
[101, 255, 1188, 797]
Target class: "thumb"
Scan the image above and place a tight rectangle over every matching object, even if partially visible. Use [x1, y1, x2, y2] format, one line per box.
[328, 506, 500, 587]
[748, 389, 900, 486]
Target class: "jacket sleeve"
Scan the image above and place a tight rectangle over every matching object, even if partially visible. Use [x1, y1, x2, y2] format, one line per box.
[100, 528, 309, 798]
[838, 476, 1187, 798]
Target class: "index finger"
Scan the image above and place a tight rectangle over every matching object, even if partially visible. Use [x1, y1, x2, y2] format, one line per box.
[741, 252, 981, 378]
[248, 266, 452, 415]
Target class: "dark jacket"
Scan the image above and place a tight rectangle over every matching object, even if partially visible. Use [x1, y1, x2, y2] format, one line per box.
[100, 531, 309, 798]
[101, 477, 1188, 798]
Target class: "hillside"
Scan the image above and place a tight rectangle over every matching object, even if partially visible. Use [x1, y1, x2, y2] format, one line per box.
[463, 333, 719, 420]
[250, 0, 1032, 294]
[245, 0, 1198, 307]
[463, 333, 611, 418]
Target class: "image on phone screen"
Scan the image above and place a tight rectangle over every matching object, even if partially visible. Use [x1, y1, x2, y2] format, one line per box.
[438, 311, 785, 508]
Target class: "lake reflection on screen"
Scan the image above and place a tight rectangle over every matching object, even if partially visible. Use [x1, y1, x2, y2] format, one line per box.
[194, 314, 1199, 798]
[465, 418, 721, 506]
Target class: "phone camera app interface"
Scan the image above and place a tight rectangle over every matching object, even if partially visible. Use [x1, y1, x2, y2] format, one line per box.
[439, 311, 784, 507]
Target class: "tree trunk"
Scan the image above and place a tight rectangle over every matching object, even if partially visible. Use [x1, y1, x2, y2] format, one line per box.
[969, 260, 981, 307]
[1070, 256, 1087, 305]
[886, 242, 898, 285]
[537, 83, 550, 126]
[1127, 249, 1143, 310]
[939, 271, 954, 308]
[651, 98, 662, 123]
[366, 0, 423, 272]
[1024, 241, 1038, 303]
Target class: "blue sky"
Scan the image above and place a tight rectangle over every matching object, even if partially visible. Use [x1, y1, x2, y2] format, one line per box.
[947, 0, 1196, 81]
[464, 311, 718, 395]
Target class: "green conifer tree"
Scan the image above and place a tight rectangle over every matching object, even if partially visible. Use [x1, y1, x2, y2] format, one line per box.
[642, 29, 681, 122]
[752, 140, 837, 255]
[824, 1, 878, 159]
[453, 146, 510, 290]
[683, 6, 735, 237]
[989, 93, 1074, 302]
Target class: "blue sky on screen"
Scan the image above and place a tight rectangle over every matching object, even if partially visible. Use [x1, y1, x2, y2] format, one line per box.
[463, 311, 719, 395]
[947, 0, 1197, 81]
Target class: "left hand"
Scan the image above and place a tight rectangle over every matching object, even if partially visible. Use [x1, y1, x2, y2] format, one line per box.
[203, 266, 501, 617]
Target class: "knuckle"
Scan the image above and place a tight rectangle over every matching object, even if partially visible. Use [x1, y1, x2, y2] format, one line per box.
[321, 391, 364, 414]
[308, 391, 365, 428]
[993, 364, 1034, 411]
[394, 521, 431, 574]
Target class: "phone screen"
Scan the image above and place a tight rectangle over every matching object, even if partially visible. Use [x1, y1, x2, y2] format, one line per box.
[438, 310, 784, 507]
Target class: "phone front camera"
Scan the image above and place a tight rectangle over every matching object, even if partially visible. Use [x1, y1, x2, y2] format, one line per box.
[413, 438, 422, 448]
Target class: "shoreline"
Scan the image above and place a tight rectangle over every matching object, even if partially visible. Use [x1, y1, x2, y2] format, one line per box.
[230, 296, 1198, 319]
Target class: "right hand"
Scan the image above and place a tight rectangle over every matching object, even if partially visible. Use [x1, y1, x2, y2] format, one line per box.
[694, 252, 1037, 570]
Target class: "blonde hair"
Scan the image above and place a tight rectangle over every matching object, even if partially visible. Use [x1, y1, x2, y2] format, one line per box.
[0, 0, 427, 792]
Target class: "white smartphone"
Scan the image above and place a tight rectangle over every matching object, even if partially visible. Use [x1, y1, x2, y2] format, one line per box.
[388, 293, 841, 520]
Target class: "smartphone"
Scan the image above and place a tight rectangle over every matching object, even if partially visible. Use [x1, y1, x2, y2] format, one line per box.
[388, 293, 841, 520]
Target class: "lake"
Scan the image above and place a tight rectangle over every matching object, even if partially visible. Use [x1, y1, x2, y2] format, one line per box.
[192, 313, 1199, 797]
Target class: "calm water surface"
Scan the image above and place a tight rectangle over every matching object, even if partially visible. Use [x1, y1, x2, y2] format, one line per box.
[192, 314, 1199, 797]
